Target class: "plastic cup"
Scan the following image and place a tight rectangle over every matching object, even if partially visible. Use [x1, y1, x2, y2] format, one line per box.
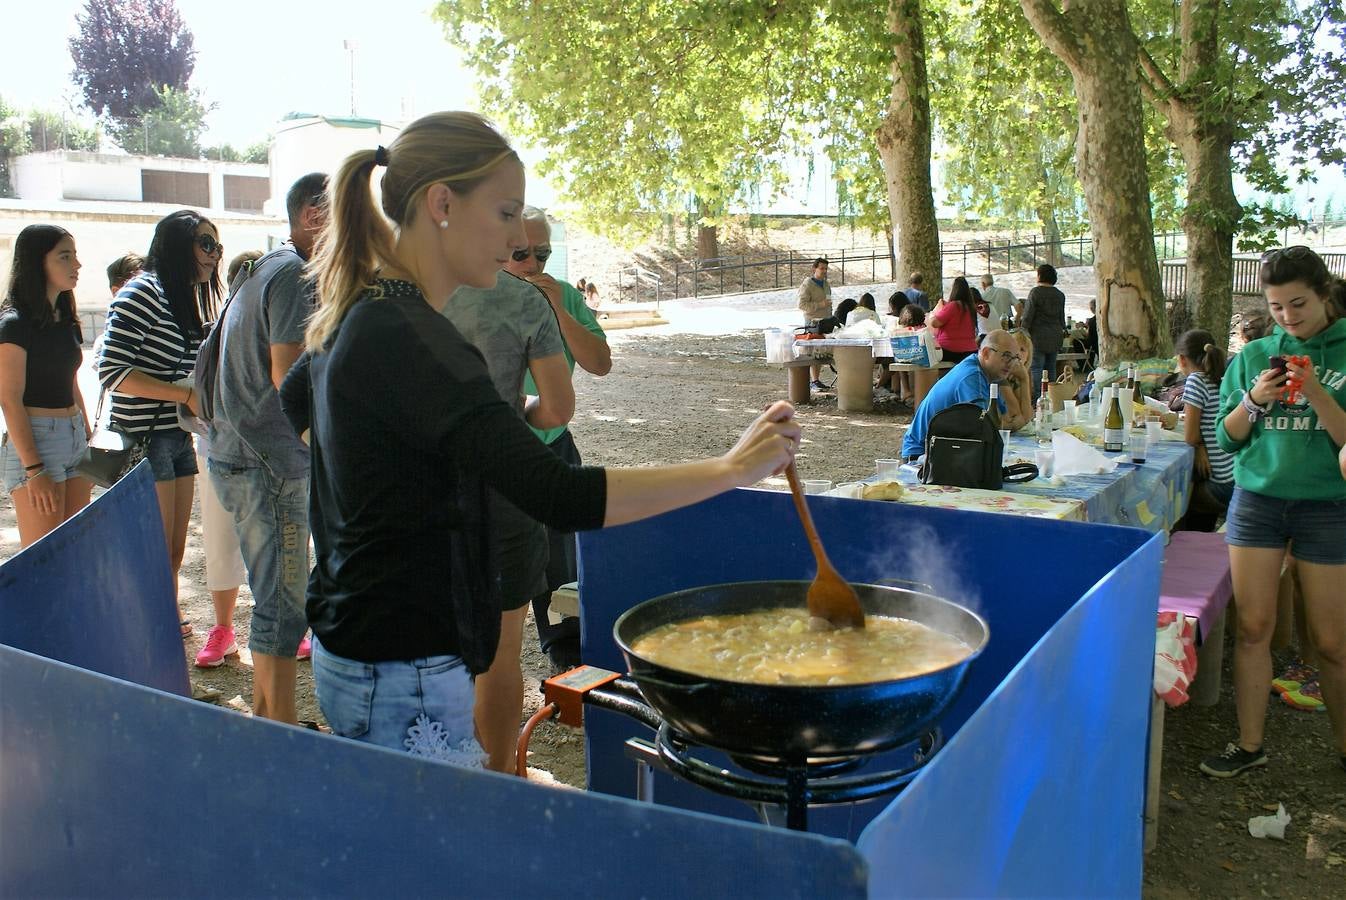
[1145, 416, 1164, 448]
[1034, 448, 1055, 478]
[999, 429, 1011, 464]
[802, 479, 832, 495]
[1062, 400, 1077, 425]
[875, 458, 902, 478]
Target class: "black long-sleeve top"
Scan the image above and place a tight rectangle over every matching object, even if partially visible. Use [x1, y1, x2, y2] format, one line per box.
[280, 279, 606, 664]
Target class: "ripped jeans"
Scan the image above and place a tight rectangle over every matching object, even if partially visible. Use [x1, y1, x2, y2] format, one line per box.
[311, 635, 485, 767]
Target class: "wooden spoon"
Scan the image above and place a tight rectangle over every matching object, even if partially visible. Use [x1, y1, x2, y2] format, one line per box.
[784, 464, 865, 629]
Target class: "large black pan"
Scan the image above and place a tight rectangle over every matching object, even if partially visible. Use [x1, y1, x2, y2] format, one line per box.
[613, 581, 988, 760]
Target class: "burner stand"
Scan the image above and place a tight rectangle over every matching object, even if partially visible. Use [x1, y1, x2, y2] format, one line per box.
[624, 723, 943, 831]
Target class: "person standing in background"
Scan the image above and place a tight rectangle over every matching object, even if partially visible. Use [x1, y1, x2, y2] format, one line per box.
[506, 207, 612, 672]
[980, 274, 1016, 328]
[1021, 264, 1066, 399]
[0, 225, 92, 547]
[205, 174, 328, 722]
[904, 272, 930, 312]
[797, 257, 832, 390]
[443, 227, 575, 772]
[98, 210, 220, 636]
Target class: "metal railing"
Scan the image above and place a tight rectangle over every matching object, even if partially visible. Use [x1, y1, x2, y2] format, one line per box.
[651, 229, 1190, 302]
[1161, 252, 1346, 301]
[615, 264, 665, 306]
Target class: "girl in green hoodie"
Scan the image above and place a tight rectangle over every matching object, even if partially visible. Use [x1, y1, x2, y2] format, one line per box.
[1199, 246, 1346, 780]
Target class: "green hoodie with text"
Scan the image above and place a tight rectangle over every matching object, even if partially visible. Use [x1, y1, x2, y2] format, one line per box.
[1217, 317, 1346, 500]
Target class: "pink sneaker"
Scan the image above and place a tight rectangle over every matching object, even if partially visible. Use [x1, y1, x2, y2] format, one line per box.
[296, 633, 312, 661]
[195, 625, 237, 668]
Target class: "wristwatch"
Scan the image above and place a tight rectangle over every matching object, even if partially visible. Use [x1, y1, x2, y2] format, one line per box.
[1241, 393, 1270, 422]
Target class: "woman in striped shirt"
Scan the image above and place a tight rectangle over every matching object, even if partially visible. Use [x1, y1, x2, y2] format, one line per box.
[97, 210, 222, 635]
[1175, 328, 1233, 531]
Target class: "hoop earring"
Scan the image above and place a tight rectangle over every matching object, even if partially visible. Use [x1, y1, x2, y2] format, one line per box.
[439, 220, 449, 230]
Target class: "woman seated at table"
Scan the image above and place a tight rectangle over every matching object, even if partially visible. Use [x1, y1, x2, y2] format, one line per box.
[1000, 330, 1034, 430]
[928, 276, 978, 365]
[849, 293, 880, 326]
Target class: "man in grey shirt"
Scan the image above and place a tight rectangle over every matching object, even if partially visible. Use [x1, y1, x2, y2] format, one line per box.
[205, 173, 326, 724]
[443, 268, 573, 772]
[979, 274, 1017, 327]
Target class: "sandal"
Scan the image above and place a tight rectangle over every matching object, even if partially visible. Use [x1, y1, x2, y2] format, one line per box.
[180, 619, 194, 638]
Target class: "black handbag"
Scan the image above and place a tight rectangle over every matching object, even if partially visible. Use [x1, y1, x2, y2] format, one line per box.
[77, 420, 149, 488]
[78, 347, 187, 488]
[919, 402, 1038, 489]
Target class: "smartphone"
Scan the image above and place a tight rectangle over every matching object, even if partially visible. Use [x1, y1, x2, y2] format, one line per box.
[1268, 355, 1288, 377]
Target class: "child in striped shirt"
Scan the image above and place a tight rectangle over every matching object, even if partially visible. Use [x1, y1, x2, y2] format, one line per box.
[1176, 328, 1233, 531]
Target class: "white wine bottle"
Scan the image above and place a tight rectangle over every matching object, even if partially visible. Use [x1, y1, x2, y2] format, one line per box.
[1035, 371, 1053, 445]
[1104, 390, 1125, 452]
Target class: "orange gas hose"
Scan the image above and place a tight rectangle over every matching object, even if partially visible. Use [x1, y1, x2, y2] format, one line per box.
[516, 702, 559, 778]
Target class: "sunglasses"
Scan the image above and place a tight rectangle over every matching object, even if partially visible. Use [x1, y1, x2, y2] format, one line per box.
[196, 234, 224, 256]
[1260, 245, 1314, 263]
[512, 247, 552, 264]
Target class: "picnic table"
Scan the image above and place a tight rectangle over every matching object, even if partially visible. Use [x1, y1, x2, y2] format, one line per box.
[793, 337, 892, 411]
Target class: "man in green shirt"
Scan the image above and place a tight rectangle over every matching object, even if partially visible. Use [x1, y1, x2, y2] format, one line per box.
[511, 207, 612, 669]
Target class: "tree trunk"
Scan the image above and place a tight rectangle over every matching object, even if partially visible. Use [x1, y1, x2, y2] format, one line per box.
[1036, 195, 1063, 267]
[696, 224, 718, 261]
[884, 223, 897, 281]
[1021, 0, 1169, 365]
[1136, 0, 1240, 346]
[875, 0, 942, 293]
[1176, 125, 1238, 342]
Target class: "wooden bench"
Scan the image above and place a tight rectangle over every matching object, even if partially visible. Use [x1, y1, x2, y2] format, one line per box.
[1145, 530, 1234, 851]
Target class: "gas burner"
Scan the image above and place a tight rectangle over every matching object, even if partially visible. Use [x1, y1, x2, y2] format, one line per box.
[624, 722, 942, 831]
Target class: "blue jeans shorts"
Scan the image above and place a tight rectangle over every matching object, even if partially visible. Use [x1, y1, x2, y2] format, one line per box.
[1, 414, 87, 491]
[1225, 487, 1346, 566]
[311, 635, 486, 767]
[208, 461, 310, 657]
[144, 429, 198, 482]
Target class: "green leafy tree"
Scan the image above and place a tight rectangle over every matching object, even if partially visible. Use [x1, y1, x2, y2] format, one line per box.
[108, 85, 212, 158]
[436, 0, 946, 281]
[69, 0, 201, 156]
[1133, 0, 1346, 338]
[0, 96, 28, 198]
[25, 110, 100, 153]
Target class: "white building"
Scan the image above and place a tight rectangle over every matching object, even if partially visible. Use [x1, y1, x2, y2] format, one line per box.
[13, 150, 271, 213]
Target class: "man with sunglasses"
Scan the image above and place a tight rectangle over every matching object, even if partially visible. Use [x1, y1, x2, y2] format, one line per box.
[202, 173, 327, 723]
[900, 330, 1026, 461]
[503, 207, 611, 672]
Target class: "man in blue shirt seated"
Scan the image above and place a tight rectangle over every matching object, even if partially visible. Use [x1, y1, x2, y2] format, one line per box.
[901, 329, 1022, 461]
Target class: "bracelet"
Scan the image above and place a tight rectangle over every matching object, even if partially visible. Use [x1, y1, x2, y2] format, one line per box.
[1241, 393, 1269, 422]
[24, 461, 43, 472]
[26, 467, 46, 481]
[185, 386, 194, 405]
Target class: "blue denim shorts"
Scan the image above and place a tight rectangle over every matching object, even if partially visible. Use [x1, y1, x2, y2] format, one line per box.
[0, 414, 87, 491]
[208, 461, 309, 657]
[311, 635, 485, 767]
[144, 429, 197, 482]
[1225, 487, 1346, 565]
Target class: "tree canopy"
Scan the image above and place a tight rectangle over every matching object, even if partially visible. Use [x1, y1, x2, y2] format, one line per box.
[69, 0, 199, 156]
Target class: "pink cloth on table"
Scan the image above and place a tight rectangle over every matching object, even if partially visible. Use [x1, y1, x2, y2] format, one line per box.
[1158, 531, 1232, 643]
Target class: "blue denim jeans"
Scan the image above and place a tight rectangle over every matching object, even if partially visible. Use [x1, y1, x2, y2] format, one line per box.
[1, 414, 87, 491]
[144, 429, 197, 481]
[311, 635, 486, 767]
[208, 460, 309, 656]
[1225, 487, 1346, 565]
